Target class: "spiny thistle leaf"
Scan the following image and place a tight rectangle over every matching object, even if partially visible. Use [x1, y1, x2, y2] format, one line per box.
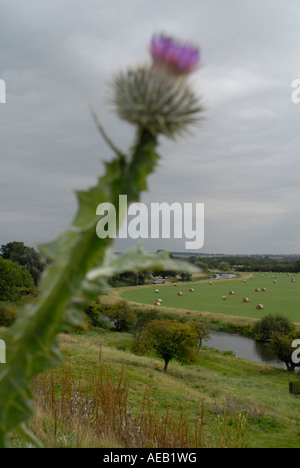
[0, 124, 199, 446]
[87, 244, 198, 281]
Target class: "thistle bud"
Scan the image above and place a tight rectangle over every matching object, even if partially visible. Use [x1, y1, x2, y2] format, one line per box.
[111, 34, 203, 139]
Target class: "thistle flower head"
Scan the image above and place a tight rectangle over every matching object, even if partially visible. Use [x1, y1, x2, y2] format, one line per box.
[150, 34, 200, 74]
[111, 34, 203, 139]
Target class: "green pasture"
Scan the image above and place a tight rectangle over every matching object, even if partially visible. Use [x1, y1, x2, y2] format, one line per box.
[120, 273, 300, 324]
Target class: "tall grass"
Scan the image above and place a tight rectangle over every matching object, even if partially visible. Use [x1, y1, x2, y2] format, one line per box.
[28, 352, 250, 448]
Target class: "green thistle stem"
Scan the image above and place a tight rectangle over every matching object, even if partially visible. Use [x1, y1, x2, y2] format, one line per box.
[0, 125, 159, 447]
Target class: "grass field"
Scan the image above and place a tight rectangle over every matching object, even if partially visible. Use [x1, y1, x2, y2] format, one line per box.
[3, 272, 300, 448]
[120, 273, 300, 325]
[26, 330, 300, 448]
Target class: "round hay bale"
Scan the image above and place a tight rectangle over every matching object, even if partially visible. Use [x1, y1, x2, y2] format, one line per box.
[273, 280, 277, 284]
[222, 296, 227, 300]
[155, 289, 159, 293]
[255, 288, 260, 292]
[262, 288, 266, 292]
[243, 280, 247, 283]
[157, 299, 162, 303]
[154, 302, 161, 306]
[189, 288, 194, 292]
[229, 291, 235, 295]
[177, 292, 183, 296]
[174, 283, 177, 286]
[256, 304, 264, 310]
[292, 278, 296, 283]
[242, 298, 250, 303]
[209, 282, 213, 285]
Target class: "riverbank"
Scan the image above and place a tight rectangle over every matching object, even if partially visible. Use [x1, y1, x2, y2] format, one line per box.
[105, 274, 300, 370]
[204, 330, 285, 368]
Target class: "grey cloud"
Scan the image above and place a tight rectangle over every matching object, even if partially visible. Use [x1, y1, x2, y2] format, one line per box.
[1, 0, 300, 254]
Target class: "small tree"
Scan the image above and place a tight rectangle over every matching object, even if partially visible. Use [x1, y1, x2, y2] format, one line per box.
[180, 272, 192, 282]
[137, 319, 198, 373]
[192, 321, 211, 353]
[269, 332, 300, 372]
[218, 262, 231, 272]
[133, 309, 162, 339]
[254, 314, 295, 343]
[84, 299, 105, 327]
[105, 301, 137, 332]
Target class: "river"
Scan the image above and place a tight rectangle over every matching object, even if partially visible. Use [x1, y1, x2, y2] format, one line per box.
[213, 273, 237, 280]
[206, 273, 284, 368]
[204, 330, 285, 369]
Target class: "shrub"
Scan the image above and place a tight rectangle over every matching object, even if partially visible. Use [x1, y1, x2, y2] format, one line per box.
[254, 314, 295, 342]
[105, 301, 137, 332]
[85, 300, 104, 327]
[0, 302, 17, 327]
[0, 257, 34, 302]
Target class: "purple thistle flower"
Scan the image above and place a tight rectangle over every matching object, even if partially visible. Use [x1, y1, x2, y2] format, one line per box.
[150, 34, 200, 74]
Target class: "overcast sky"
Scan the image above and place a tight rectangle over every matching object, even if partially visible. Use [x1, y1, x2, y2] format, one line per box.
[1, 0, 300, 255]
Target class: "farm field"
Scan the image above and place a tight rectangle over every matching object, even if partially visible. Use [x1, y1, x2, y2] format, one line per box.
[120, 273, 300, 325]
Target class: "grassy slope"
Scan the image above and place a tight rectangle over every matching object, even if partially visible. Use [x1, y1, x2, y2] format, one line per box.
[2, 271, 300, 448]
[57, 330, 300, 448]
[119, 273, 300, 325]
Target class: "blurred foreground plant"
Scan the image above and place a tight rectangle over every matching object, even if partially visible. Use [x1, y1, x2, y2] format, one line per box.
[0, 34, 203, 447]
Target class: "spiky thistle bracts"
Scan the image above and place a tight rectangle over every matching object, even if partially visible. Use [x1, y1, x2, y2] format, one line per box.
[111, 33, 203, 139]
[112, 66, 203, 139]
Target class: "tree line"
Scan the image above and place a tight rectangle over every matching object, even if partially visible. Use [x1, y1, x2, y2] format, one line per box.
[185, 254, 300, 273]
[86, 299, 300, 373]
